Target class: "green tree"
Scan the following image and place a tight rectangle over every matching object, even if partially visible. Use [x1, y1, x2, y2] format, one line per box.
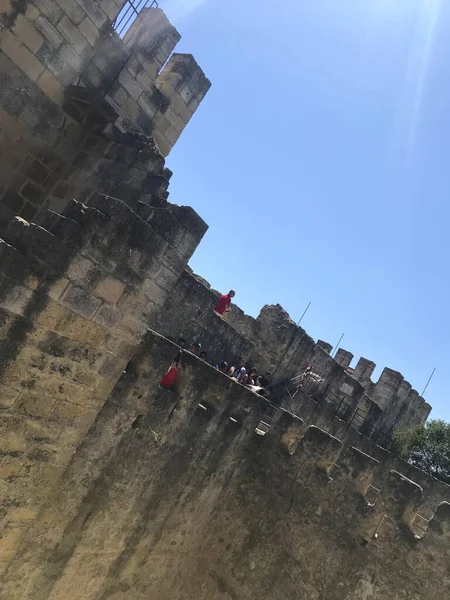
[393, 419, 450, 484]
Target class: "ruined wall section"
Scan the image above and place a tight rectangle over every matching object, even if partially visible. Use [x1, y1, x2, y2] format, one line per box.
[0, 329, 448, 600]
[0, 192, 206, 575]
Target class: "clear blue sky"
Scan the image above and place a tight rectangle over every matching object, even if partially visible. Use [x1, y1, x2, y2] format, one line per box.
[163, 0, 449, 421]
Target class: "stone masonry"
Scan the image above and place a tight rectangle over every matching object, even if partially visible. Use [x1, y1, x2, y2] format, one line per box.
[0, 330, 448, 599]
[0, 3, 211, 229]
[0, 3, 448, 599]
[153, 269, 432, 440]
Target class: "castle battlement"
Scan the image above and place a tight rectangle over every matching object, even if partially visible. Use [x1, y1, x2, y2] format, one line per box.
[157, 271, 432, 444]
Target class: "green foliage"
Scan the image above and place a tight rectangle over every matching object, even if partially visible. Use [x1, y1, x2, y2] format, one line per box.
[393, 420, 450, 484]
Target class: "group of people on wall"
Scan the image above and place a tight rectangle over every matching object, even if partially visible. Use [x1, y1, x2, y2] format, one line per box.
[159, 288, 272, 397]
[159, 336, 271, 397]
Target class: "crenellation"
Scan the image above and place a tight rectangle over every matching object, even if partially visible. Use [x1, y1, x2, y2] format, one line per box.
[160, 269, 431, 441]
[334, 347, 354, 369]
[316, 339, 332, 353]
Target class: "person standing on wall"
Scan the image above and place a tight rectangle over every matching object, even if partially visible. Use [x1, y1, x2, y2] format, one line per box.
[214, 290, 235, 318]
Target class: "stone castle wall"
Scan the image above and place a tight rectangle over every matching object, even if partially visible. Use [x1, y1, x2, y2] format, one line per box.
[0, 4, 447, 598]
[0, 329, 448, 599]
[0, 189, 206, 576]
[155, 269, 431, 437]
[0, 3, 210, 228]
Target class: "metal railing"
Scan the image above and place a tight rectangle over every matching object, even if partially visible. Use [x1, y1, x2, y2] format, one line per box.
[112, 0, 159, 37]
[284, 368, 395, 451]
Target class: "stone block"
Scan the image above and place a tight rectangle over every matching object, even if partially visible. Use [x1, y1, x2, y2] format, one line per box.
[33, 301, 106, 347]
[92, 32, 130, 78]
[94, 376, 116, 398]
[35, 0, 63, 25]
[188, 96, 199, 111]
[122, 95, 140, 120]
[156, 264, 180, 292]
[50, 399, 97, 430]
[1, 191, 24, 214]
[138, 91, 156, 119]
[0, 528, 23, 560]
[37, 43, 77, 86]
[58, 15, 89, 53]
[119, 69, 143, 102]
[94, 277, 125, 304]
[163, 90, 194, 124]
[100, 0, 120, 21]
[151, 131, 171, 157]
[12, 14, 44, 53]
[316, 340, 332, 354]
[98, 355, 127, 380]
[35, 15, 63, 49]
[92, 303, 122, 328]
[0, 386, 21, 409]
[0, 460, 34, 479]
[165, 106, 187, 134]
[0, 280, 34, 317]
[111, 84, 128, 106]
[59, 43, 84, 71]
[141, 279, 167, 307]
[136, 67, 152, 91]
[76, 0, 106, 28]
[0, 431, 28, 454]
[25, 3, 40, 21]
[52, 0, 84, 24]
[66, 256, 104, 288]
[5, 42, 45, 82]
[47, 277, 70, 301]
[116, 314, 147, 342]
[72, 366, 97, 387]
[8, 508, 39, 521]
[20, 156, 49, 185]
[25, 418, 61, 442]
[165, 123, 180, 147]
[15, 392, 57, 418]
[79, 16, 99, 47]
[136, 51, 158, 81]
[61, 284, 103, 319]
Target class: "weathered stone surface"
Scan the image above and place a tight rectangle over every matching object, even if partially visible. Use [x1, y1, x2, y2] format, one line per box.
[2, 5, 444, 599]
[93, 277, 125, 304]
[0, 330, 447, 600]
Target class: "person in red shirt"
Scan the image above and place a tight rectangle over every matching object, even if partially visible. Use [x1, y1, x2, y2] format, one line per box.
[214, 290, 235, 317]
[159, 351, 182, 390]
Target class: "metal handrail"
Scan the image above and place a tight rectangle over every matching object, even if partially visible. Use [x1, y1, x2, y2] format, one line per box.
[112, 0, 159, 37]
